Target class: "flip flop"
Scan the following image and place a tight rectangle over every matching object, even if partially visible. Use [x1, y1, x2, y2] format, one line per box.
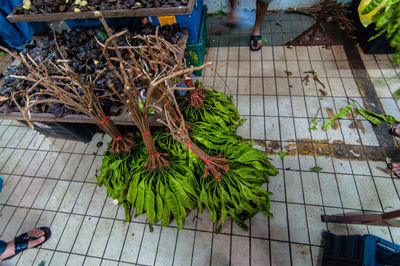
[215, 22, 237, 35]
[3, 227, 51, 261]
[250, 35, 262, 52]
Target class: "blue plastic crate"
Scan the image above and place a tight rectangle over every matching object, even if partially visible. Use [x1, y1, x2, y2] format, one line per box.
[184, 6, 206, 76]
[322, 232, 400, 266]
[147, 0, 203, 44]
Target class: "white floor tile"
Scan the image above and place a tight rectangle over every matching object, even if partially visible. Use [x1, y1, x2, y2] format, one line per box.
[56, 214, 84, 252]
[231, 235, 249, 266]
[269, 202, 288, 241]
[319, 173, 341, 207]
[302, 172, 323, 205]
[120, 222, 145, 263]
[336, 174, 362, 209]
[154, 227, 178, 266]
[173, 229, 195, 266]
[87, 218, 114, 257]
[288, 203, 309, 244]
[137, 224, 161, 265]
[285, 170, 304, 204]
[270, 241, 291, 265]
[355, 175, 382, 211]
[291, 243, 312, 266]
[306, 205, 327, 245]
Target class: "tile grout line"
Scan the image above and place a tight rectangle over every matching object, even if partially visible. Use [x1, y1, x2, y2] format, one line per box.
[290, 45, 316, 264]
[282, 45, 314, 264]
[36, 140, 79, 265]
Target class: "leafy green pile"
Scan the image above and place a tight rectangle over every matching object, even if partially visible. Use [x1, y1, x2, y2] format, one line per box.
[97, 88, 278, 232]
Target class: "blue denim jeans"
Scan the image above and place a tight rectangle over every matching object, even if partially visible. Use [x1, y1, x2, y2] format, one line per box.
[0, 239, 7, 256]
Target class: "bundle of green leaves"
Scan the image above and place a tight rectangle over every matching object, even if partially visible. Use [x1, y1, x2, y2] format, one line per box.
[97, 88, 278, 232]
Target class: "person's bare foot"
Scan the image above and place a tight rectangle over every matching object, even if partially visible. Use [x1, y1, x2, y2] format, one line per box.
[0, 228, 46, 261]
[388, 162, 400, 178]
[390, 124, 400, 137]
[215, 12, 238, 34]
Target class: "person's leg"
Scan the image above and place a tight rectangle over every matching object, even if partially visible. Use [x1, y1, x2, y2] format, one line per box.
[215, 0, 238, 34]
[250, 0, 270, 50]
[226, 0, 238, 24]
[0, 228, 46, 261]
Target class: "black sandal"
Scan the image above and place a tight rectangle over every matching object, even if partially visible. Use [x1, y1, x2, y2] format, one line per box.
[250, 35, 262, 51]
[3, 227, 51, 261]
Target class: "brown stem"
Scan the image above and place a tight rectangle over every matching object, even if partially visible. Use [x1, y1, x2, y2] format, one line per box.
[141, 128, 169, 170]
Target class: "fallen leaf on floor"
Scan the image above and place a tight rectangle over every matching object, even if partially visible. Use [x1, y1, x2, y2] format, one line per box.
[310, 166, 323, 172]
[285, 70, 293, 76]
[276, 21, 282, 26]
[262, 37, 269, 44]
[280, 151, 286, 160]
[319, 89, 328, 96]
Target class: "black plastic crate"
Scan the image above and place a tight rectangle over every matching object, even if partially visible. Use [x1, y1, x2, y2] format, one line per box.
[25, 121, 98, 143]
[322, 232, 400, 266]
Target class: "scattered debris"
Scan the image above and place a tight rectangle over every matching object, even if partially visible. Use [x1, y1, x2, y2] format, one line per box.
[337, 150, 343, 155]
[38, 261, 46, 266]
[319, 89, 328, 96]
[285, 70, 293, 76]
[272, 9, 279, 13]
[314, 139, 319, 143]
[53, 196, 59, 201]
[305, 70, 326, 88]
[96, 141, 103, 148]
[349, 149, 360, 157]
[262, 37, 269, 44]
[310, 166, 323, 172]
[280, 151, 286, 160]
[276, 21, 283, 27]
[302, 74, 310, 85]
[309, 109, 320, 132]
[287, 45, 293, 49]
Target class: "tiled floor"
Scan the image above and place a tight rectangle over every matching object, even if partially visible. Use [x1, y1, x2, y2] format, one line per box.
[1, 12, 400, 266]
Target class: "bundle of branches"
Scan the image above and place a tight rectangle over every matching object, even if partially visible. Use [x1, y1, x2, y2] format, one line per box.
[95, 12, 217, 171]
[286, 0, 356, 36]
[0, 41, 135, 154]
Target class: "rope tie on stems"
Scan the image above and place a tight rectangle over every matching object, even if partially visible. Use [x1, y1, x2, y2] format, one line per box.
[100, 117, 109, 124]
[114, 136, 122, 141]
[142, 131, 151, 153]
[187, 141, 211, 164]
[149, 152, 159, 158]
